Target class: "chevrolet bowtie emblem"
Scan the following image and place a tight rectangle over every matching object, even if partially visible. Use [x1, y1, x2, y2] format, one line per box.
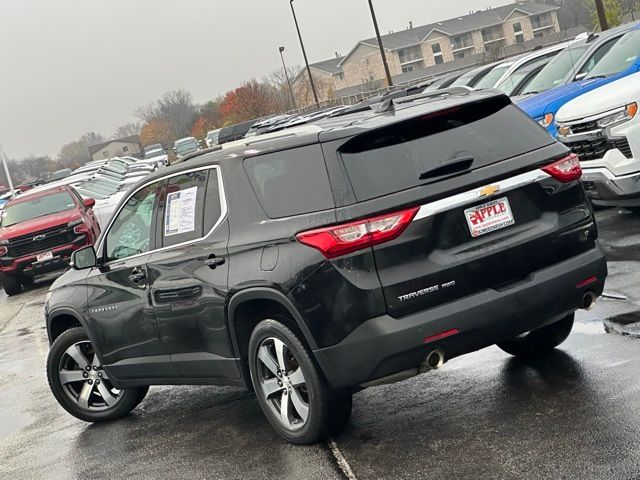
[479, 184, 500, 197]
[558, 125, 571, 136]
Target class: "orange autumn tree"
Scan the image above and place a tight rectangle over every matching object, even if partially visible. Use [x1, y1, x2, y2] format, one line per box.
[218, 80, 286, 125]
[140, 119, 174, 147]
[191, 116, 209, 140]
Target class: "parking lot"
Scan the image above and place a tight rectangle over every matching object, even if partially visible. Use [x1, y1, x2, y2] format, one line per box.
[0, 207, 639, 480]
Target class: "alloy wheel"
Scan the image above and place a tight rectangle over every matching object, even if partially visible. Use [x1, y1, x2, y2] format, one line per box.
[256, 337, 309, 431]
[58, 340, 122, 411]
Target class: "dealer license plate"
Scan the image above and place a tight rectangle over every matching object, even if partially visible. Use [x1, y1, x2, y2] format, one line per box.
[464, 197, 515, 238]
[36, 251, 53, 262]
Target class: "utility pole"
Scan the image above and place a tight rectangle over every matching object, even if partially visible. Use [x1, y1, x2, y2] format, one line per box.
[290, 0, 320, 108]
[0, 145, 15, 197]
[594, 0, 609, 31]
[368, 0, 393, 87]
[279, 46, 297, 109]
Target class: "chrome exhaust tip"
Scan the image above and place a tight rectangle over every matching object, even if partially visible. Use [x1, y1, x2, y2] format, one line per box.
[582, 291, 597, 310]
[420, 349, 445, 373]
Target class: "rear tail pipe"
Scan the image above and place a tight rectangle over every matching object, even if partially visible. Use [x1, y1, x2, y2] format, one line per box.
[420, 349, 445, 373]
[581, 291, 597, 310]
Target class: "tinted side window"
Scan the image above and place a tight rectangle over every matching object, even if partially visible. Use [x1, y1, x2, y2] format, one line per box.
[243, 145, 335, 218]
[204, 169, 223, 232]
[161, 171, 207, 247]
[575, 37, 620, 78]
[105, 182, 160, 261]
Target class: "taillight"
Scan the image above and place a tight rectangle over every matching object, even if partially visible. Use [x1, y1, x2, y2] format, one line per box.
[296, 207, 419, 259]
[542, 153, 581, 182]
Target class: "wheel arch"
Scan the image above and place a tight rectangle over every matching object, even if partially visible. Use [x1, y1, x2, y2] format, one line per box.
[47, 307, 90, 345]
[227, 288, 319, 363]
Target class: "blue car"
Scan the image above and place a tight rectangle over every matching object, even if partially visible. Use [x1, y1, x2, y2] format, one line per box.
[518, 25, 640, 137]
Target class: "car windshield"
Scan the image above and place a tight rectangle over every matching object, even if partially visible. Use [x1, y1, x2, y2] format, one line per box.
[1, 191, 76, 227]
[585, 29, 640, 79]
[474, 65, 509, 89]
[522, 46, 590, 94]
[496, 69, 531, 94]
[144, 144, 162, 153]
[176, 140, 197, 153]
[207, 131, 219, 141]
[144, 149, 164, 159]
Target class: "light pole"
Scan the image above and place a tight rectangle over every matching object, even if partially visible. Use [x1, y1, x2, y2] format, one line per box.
[0, 145, 15, 198]
[289, 0, 320, 108]
[279, 46, 297, 109]
[368, 0, 393, 87]
[594, 0, 609, 30]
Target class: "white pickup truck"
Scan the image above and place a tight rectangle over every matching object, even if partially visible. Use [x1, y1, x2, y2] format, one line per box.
[556, 72, 640, 207]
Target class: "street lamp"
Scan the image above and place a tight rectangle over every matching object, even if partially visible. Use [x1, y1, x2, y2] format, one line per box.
[289, 0, 320, 108]
[368, 0, 393, 87]
[279, 46, 297, 109]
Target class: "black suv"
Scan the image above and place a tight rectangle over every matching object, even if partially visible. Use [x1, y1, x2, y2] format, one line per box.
[45, 89, 607, 444]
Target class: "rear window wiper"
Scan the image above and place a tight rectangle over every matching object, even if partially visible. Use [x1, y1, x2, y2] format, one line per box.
[419, 156, 474, 180]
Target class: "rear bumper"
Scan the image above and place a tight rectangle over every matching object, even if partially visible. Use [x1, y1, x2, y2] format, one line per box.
[313, 246, 607, 389]
[581, 168, 640, 206]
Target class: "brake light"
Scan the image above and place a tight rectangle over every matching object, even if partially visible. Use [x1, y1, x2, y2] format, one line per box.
[542, 153, 581, 182]
[296, 207, 419, 259]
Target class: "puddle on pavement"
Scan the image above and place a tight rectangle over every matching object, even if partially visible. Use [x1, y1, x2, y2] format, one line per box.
[606, 310, 640, 326]
[0, 406, 33, 440]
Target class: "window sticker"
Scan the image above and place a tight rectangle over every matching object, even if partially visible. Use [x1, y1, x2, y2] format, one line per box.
[165, 186, 198, 236]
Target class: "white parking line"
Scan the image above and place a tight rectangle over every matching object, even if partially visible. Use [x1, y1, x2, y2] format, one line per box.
[327, 438, 357, 480]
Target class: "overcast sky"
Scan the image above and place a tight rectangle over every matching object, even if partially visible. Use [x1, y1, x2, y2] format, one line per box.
[0, 0, 512, 158]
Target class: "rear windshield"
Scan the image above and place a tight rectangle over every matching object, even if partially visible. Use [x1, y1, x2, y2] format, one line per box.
[2, 191, 76, 226]
[340, 97, 554, 201]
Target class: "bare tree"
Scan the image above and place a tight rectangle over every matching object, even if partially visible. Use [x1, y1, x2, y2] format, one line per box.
[135, 89, 198, 138]
[58, 141, 90, 168]
[80, 131, 106, 148]
[112, 122, 140, 139]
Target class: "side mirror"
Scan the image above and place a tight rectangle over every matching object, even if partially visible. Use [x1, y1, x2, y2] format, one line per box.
[83, 197, 96, 209]
[574, 72, 588, 81]
[71, 246, 97, 270]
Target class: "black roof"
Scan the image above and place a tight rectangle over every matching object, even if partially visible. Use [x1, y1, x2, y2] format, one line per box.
[136, 88, 504, 185]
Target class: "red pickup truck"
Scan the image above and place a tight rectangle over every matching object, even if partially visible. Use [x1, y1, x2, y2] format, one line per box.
[0, 185, 100, 295]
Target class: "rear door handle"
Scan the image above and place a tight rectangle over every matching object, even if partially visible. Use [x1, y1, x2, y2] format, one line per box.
[128, 268, 146, 283]
[204, 256, 225, 269]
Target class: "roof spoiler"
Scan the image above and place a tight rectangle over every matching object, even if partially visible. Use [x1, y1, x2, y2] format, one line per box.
[371, 86, 474, 112]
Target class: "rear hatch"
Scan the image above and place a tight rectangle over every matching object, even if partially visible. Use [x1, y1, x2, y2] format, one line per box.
[337, 94, 595, 318]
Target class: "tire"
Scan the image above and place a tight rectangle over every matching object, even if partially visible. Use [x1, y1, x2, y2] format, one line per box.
[2, 274, 22, 296]
[248, 318, 352, 444]
[497, 313, 574, 358]
[47, 327, 148, 422]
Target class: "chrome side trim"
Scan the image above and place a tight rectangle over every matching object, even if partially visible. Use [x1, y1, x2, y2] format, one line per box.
[413, 169, 551, 221]
[95, 165, 227, 265]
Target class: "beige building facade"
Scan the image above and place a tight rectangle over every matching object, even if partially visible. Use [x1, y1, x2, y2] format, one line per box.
[293, 2, 562, 104]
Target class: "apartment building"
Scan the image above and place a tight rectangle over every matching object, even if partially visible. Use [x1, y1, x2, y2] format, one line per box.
[293, 1, 561, 103]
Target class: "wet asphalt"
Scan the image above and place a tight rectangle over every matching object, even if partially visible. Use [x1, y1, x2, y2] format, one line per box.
[2, 208, 640, 480]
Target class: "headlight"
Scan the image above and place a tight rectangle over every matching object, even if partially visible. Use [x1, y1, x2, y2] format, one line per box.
[597, 102, 638, 127]
[0, 239, 8, 246]
[538, 113, 554, 128]
[68, 218, 84, 228]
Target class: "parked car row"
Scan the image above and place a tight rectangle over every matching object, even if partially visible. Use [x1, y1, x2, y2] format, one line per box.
[0, 154, 165, 295]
